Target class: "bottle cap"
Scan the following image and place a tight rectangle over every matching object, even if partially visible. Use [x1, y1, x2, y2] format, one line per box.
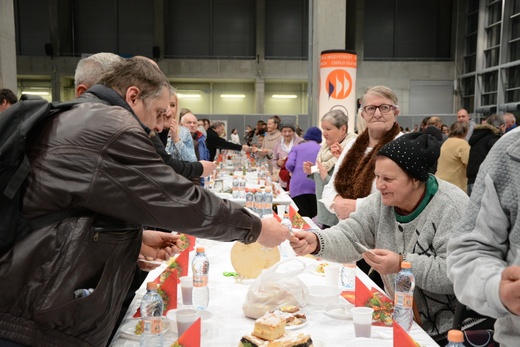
[401, 261, 411, 269]
[447, 329, 464, 343]
[196, 246, 205, 253]
[146, 282, 158, 290]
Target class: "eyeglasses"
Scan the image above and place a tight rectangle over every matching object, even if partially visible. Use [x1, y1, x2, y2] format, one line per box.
[362, 104, 397, 115]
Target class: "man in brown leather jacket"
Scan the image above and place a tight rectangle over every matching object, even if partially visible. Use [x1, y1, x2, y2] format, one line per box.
[0, 57, 290, 347]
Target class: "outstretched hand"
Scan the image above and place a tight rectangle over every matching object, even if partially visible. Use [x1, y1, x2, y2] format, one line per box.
[289, 230, 319, 256]
[141, 230, 182, 261]
[256, 218, 292, 248]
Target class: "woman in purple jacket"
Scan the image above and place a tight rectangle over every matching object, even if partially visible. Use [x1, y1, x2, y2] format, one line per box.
[286, 127, 322, 218]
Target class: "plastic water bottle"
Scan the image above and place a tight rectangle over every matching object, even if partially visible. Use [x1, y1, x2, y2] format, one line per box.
[140, 282, 164, 347]
[393, 261, 415, 332]
[232, 175, 240, 198]
[254, 189, 264, 217]
[445, 330, 465, 346]
[239, 176, 247, 198]
[192, 247, 210, 310]
[281, 213, 292, 232]
[263, 187, 273, 216]
[245, 188, 254, 210]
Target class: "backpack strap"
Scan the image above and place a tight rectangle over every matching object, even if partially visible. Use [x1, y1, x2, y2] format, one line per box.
[4, 156, 31, 199]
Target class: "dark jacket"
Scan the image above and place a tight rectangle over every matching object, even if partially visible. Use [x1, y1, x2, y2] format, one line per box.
[467, 124, 501, 184]
[206, 127, 242, 161]
[0, 86, 261, 347]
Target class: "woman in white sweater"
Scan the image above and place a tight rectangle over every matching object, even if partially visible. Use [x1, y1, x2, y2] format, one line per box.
[290, 133, 469, 344]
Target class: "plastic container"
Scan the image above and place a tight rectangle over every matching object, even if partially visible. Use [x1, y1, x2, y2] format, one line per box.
[140, 282, 164, 347]
[393, 261, 415, 332]
[445, 329, 465, 346]
[192, 247, 210, 310]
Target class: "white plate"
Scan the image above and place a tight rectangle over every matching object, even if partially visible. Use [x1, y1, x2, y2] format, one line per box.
[345, 338, 392, 347]
[323, 304, 353, 320]
[285, 318, 308, 330]
[120, 318, 170, 340]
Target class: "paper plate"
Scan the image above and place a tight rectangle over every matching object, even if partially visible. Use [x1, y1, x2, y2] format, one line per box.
[323, 303, 353, 320]
[120, 318, 170, 340]
[230, 241, 280, 279]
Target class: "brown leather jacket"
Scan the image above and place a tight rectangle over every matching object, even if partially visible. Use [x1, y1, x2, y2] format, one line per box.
[0, 92, 261, 346]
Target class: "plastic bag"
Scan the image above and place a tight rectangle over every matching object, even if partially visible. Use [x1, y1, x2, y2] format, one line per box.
[242, 258, 309, 319]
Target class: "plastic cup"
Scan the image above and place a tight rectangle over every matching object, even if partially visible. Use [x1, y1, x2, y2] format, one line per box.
[179, 276, 193, 305]
[351, 307, 373, 338]
[341, 263, 356, 291]
[175, 309, 198, 336]
[324, 264, 340, 288]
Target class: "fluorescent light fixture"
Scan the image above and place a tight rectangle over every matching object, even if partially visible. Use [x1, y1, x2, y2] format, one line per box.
[272, 94, 297, 99]
[177, 93, 201, 98]
[220, 94, 245, 99]
[22, 91, 50, 96]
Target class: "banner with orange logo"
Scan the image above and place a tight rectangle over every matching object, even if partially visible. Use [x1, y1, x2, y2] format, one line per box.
[319, 50, 357, 133]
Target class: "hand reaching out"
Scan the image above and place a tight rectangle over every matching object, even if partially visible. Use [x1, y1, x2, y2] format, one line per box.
[289, 230, 319, 256]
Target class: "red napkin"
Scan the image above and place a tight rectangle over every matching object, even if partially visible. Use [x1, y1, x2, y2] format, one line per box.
[393, 320, 419, 347]
[160, 268, 178, 313]
[340, 276, 394, 327]
[273, 207, 312, 230]
[152, 248, 189, 285]
[176, 248, 189, 278]
[178, 234, 195, 252]
[176, 317, 201, 347]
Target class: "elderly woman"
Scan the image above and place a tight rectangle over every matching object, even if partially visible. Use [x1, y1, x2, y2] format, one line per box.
[322, 85, 403, 221]
[303, 109, 358, 228]
[290, 133, 469, 344]
[435, 121, 470, 193]
[272, 119, 303, 189]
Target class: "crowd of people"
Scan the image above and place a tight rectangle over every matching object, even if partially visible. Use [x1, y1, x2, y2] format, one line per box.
[1, 54, 519, 347]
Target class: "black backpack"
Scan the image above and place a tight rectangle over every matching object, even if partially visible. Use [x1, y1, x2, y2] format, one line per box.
[0, 94, 85, 254]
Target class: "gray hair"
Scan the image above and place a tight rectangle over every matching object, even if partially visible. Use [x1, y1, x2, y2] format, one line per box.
[321, 109, 349, 129]
[361, 85, 399, 108]
[486, 114, 505, 129]
[74, 52, 124, 89]
[210, 121, 225, 129]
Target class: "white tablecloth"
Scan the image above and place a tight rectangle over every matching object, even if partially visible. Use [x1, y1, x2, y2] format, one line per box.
[110, 238, 439, 347]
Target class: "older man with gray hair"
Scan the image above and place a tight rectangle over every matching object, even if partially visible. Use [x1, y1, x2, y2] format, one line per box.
[206, 120, 250, 161]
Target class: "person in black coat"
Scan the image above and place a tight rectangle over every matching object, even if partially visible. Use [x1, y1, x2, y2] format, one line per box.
[466, 114, 505, 196]
[206, 121, 251, 161]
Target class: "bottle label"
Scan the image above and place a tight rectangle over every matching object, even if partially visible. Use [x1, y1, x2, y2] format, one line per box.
[141, 318, 162, 334]
[395, 292, 413, 308]
[193, 275, 208, 287]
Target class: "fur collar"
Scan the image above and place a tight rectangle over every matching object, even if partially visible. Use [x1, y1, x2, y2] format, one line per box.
[334, 122, 401, 199]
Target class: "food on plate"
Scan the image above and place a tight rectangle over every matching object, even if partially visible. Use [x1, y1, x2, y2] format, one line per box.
[367, 292, 393, 326]
[134, 320, 143, 335]
[272, 307, 307, 327]
[252, 312, 286, 341]
[291, 213, 306, 229]
[239, 332, 314, 347]
[315, 262, 329, 274]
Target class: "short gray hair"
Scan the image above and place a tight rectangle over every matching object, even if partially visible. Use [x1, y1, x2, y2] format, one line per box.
[486, 114, 505, 129]
[321, 109, 349, 129]
[210, 121, 225, 129]
[74, 52, 124, 89]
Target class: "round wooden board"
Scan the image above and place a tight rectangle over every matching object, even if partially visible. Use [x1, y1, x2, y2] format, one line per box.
[230, 241, 280, 279]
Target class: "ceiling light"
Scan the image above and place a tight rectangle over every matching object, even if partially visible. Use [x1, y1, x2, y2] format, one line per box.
[272, 94, 297, 99]
[220, 94, 245, 99]
[22, 91, 50, 96]
[177, 93, 201, 98]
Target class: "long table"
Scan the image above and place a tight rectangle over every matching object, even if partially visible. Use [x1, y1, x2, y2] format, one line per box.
[110, 239, 440, 347]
